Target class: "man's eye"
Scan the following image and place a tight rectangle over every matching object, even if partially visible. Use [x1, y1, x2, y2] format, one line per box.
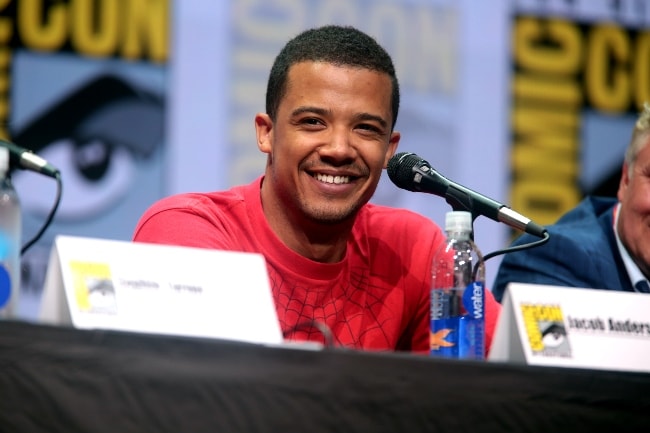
[357, 123, 381, 133]
[302, 117, 322, 125]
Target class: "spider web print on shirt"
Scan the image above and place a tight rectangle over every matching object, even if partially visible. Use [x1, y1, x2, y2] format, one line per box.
[268, 266, 402, 349]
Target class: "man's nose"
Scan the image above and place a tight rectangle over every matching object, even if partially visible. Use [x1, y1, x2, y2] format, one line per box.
[318, 129, 356, 162]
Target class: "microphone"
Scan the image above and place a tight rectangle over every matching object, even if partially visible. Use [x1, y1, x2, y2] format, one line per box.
[0, 139, 60, 179]
[387, 151, 547, 238]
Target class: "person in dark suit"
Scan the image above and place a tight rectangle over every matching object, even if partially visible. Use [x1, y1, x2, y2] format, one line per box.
[494, 102, 650, 302]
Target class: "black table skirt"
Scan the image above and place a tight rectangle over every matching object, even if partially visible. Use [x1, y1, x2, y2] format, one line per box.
[1, 321, 648, 433]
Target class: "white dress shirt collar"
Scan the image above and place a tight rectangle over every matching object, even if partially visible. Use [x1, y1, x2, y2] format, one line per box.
[613, 203, 649, 292]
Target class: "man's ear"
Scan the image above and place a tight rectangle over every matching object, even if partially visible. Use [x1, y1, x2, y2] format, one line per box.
[618, 161, 630, 202]
[384, 130, 401, 168]
[255, 113, 273, 154]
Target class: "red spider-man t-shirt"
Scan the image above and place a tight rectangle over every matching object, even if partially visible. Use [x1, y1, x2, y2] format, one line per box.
[133, 177, 500, 352]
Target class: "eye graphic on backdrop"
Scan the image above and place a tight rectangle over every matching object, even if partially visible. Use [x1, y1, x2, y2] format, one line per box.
[9, 74, 164, 220]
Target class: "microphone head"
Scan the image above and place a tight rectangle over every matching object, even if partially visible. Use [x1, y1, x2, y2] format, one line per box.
[387, 152, 422, 191]
[0, 139, 25, 166]
[0, 138, 60, 178]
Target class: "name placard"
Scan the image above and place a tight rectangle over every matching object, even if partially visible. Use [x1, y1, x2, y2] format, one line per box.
[39, 235, 283, 345]
[488, 282, 650, 373]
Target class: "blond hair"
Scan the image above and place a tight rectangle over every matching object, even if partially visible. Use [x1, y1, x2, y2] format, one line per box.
[624, 103, 650, 173]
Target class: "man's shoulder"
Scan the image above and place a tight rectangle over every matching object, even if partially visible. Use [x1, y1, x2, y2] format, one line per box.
[541, 196, 616, 237]
[511, 196, 616, 250]
[556, 196, 617, 223]
[133, 181, 259, 245]
[144, 180, 257, 214]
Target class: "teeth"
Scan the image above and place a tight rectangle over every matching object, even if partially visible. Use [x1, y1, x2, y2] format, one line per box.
[315, 173, 350, 184]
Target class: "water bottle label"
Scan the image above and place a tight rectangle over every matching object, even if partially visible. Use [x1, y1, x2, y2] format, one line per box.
[430, 282, 485, 359]
[431, 316, 460, 357]
[463, 281, 484, 320]
[0, 264, 11, 307]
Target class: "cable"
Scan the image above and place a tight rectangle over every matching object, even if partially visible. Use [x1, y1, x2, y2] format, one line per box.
[482, 230, 550, 263]
[21, 170, 62, 255]
[472, 231, 550, 281]
[282, 319, 335, 349]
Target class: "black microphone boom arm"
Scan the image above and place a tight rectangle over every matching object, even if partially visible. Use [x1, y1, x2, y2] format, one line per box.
[387, 151, 547, 238]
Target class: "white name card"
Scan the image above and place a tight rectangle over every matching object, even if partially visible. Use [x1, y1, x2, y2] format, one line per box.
[39, 235, 283, 345]
[489, 282, 650, 373]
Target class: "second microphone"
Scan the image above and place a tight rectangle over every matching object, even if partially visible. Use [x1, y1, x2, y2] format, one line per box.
[386, 151, 547, 238]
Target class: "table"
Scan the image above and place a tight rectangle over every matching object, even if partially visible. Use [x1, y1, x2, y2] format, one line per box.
[0, 321, 648, 432]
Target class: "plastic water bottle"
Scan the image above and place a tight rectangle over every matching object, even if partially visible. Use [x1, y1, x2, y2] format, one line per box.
[0, 146, 21, 319]
[430, 211, 485, 360]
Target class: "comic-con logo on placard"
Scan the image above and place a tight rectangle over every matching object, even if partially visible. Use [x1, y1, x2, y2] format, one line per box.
[69, 261, 118, 315]
[520, 303, 572, 358]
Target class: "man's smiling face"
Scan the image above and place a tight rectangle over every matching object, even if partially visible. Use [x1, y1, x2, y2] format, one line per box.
[256, 61, 400, 227]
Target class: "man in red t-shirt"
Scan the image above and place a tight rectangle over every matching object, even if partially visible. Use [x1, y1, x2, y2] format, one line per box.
[133, 25, 500, 352]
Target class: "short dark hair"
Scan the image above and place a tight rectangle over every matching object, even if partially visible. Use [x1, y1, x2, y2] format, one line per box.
[265, 25, 400, 129]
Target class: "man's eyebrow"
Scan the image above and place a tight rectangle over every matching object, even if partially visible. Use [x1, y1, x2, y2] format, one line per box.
[291, 106, 330, 117]
[353, 112, 388, 129]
